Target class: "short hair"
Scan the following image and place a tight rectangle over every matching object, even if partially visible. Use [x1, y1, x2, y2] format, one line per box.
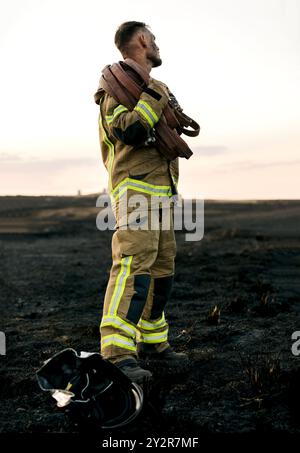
[114, 21, 148, 54]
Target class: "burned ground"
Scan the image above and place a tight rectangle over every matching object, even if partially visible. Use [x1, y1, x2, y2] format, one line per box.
[0, 196, 299, 437]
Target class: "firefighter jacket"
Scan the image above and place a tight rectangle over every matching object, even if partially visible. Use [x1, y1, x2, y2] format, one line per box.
[97, 77, 179, 221]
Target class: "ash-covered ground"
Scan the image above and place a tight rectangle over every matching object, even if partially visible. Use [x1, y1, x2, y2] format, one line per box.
[0, 196, 299, 437]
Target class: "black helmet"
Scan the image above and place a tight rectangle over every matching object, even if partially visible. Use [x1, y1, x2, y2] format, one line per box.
[36, 348, 143, 429]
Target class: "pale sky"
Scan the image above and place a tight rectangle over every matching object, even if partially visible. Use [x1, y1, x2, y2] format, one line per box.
[0, 0, 299, 199]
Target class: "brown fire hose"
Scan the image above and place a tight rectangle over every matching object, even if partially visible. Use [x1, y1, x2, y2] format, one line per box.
[94, 59, 200, 160]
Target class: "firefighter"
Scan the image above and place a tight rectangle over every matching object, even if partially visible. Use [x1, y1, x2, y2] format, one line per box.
[95, 21, 187, 383]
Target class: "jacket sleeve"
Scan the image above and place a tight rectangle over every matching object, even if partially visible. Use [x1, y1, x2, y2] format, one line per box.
[103, 79, 169, 145]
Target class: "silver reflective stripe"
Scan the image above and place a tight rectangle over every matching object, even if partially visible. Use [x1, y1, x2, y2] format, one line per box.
[101, 316, 137, 337]
[107, 105, 128, 124]
[111, 179, 172, 200]
[135, 103, 157, 126]
[101, 334, 135, 351]
[138, 314, 167, 331]
[140, 329, 169, 343]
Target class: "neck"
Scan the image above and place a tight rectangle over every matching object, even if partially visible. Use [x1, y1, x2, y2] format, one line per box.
[126, 54, 152, 74]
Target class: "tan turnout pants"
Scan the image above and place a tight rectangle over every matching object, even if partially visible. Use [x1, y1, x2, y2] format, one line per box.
[100, 206, 176, 362]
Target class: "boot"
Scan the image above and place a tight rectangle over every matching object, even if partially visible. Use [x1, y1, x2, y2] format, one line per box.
[115, 357, 152, 384]
[137, 344, 188, 362]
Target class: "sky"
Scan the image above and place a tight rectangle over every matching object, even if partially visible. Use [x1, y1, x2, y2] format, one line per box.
[0, 0, 299, 199]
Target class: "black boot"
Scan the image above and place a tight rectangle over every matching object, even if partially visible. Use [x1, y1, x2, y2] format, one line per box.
[115, 357, 152, 383]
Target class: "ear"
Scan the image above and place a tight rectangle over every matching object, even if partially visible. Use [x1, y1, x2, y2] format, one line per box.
[138, 33, 148, 48]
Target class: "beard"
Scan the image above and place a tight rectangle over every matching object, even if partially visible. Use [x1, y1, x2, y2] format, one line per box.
[147, 53, 162, 68]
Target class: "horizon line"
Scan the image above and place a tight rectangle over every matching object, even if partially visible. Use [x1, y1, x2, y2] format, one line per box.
[0, 193, 299, 202]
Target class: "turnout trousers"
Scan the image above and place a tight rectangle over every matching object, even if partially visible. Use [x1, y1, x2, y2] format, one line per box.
[100, 206, 176, 362]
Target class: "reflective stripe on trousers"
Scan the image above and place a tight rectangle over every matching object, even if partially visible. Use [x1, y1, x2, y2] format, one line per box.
[100, 207, 176, 360]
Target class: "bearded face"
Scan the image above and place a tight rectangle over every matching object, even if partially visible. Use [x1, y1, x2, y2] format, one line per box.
[145, 32, 162, 67]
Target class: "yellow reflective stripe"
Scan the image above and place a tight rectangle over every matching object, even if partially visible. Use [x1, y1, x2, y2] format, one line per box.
[134, 100, 159, 128]
[171, 175, 178, 188]
[112, 177, 172, 195]
[101, 315, 137, 337]
[139, 328, 169, 344]
[101, 334, 136, 351]
[106, 105, 128, 124]
[134, 105, 154, 127]
[117, 184, 172, 200]
[108, 255, 132, 316]
[111, 177, 173, 202]
[98, 113, 114, 193]
[138, 313, 167, 331]
[65, 382, 73, 391]
[114, 104, 128, 115]
[138, 100, 159, 123]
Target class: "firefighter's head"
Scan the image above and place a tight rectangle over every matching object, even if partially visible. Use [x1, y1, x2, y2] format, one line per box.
[115, 21, 162, 69]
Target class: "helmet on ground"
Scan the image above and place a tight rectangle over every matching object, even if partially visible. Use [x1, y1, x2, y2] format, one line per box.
[36, 348, 143, 429]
